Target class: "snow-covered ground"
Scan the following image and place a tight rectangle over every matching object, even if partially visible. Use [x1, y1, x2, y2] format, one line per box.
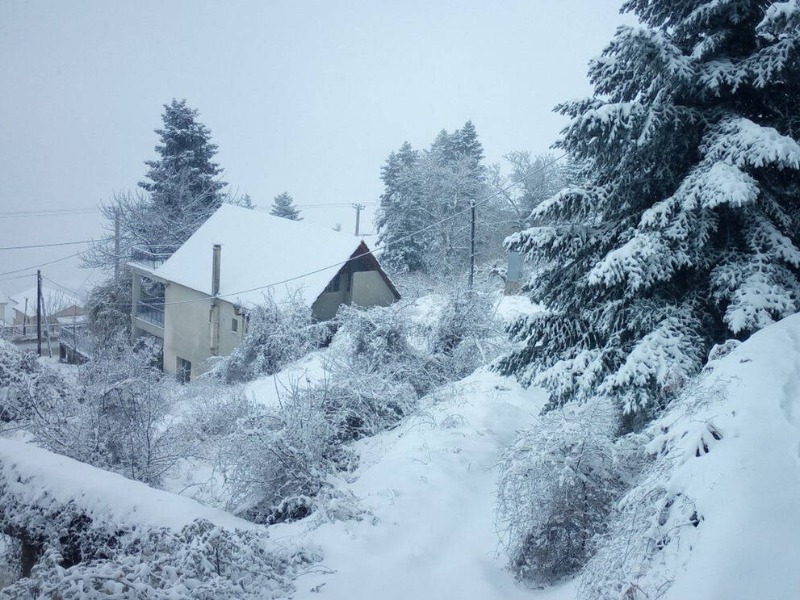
[5, 292, 798, 597]
[0, 437, 259, 532]
[651, 314, 800, 599]
[268, 369, 573, 599]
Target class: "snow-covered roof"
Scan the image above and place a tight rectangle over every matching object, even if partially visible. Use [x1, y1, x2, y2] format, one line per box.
[153, 204, 381, 306]
[0, 438, 258, 531]
[8, 286, 82, 317]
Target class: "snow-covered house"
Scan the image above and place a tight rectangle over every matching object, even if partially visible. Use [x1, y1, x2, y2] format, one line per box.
[129, 204, 400, 380]
[8, 286, 84, 332]
[0, 287, 10, 326]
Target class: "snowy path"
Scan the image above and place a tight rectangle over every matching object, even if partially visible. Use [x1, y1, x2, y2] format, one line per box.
[271, 370, 574, 600]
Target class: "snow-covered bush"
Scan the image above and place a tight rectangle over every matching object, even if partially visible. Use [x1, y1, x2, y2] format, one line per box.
[428, 287, 500, 379]
[0, 440, 314, 598]
[220, 369, 419, 525]
[0, 510, 305, 600]
[24, 338, 190, 487]
[496, 402, 641, 587]
[0, 340, 71, 424]
[220, 382, 350, 525]
[212, 293, 327, 384]
[577, 377, 726, 599]
[330, 303, 440, 395]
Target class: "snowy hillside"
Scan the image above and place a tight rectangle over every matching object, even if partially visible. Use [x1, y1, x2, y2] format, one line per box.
[271, 369, 573, 599]
[264, 313, 800, 599]
[581, 314, 800, 598]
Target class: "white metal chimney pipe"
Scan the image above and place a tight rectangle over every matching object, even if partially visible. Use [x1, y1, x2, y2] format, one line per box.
[212, 244, 221, 297]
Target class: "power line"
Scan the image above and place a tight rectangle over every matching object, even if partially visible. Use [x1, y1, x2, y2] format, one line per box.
[0, 239, 101, 251]
[42, 276, 87, 299]
[0, 252, 84, 278]
[3, 153, 566, 306]
[153, 153, 567, 308]
[0, 207, 99, 219]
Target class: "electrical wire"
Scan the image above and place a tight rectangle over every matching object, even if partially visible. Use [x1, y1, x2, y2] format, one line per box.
[149, 152, 568, 308]
[0, 207, 99, 219]
[0, 252, 84, 278]
[1, 153, 566, 306]
[0, 239, 102, 251]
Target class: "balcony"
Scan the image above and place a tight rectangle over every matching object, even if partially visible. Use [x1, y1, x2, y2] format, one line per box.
[59, 326, 93, 359]
[136, 300, 164, 328]
[130, 246, 174, 270]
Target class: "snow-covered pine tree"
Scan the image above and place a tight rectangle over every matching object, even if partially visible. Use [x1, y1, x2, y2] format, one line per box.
[269, 191, 302, 221]
[376, 142, 429, 273]
[499, 0, 800, 426]
[83, 99, 228, 338]
[138, 98, 227, 251]
[420, 122, 488, 275]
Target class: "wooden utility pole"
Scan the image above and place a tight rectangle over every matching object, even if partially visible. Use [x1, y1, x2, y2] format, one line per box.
[352, 203, 365, 236]
[468, 199, 476, 288]
[114, 207, 121, 282]
[36, 270, 42, 356]
[22, 298, 28, 336]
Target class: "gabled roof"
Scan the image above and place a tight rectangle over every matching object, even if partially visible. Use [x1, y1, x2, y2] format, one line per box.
[153, 204, 392, 306]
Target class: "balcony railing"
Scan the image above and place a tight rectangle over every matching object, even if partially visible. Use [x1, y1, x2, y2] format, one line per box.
[130, 246, 174, 270]
[60, 327, 93, 358]
[136, 300, 164, 328]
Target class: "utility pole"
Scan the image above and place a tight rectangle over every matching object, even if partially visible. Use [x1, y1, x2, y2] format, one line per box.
[36, 270, 42, 356]
[468, 198, 476, 288]
[352, 203, 365, 236]
[114, 207, 121, 282]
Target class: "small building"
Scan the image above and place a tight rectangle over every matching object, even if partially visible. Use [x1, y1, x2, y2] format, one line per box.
[0, 288, 10, 326]
[8, 286, 84, 336]
[129, 204, 400, 380]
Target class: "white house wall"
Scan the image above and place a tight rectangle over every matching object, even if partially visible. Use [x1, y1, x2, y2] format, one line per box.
[163, 283, 244, 378]
[351, 271, 397, 308]
[312, 288, 347, 320]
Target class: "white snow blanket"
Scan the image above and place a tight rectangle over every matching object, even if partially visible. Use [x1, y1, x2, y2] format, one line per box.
[656, 314, 800, 599]
[273, 370, 575, 599]
[0, 438, 257, 531]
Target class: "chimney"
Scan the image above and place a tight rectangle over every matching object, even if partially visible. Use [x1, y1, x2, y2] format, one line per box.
[212, 244, 221, 297]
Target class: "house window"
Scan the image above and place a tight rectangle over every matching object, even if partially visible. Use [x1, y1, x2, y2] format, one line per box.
[231, 318, 238, 333]
[176, 357, 192, 384]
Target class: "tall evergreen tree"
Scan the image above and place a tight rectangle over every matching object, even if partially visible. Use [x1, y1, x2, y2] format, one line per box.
[84, 99, 228, 338]
[138, 99, 227, 251]
[376, 142, 428, 272]
[420, 122, 487, 275]
[499, 1, 800, 425]
[269, 192, 302, 221]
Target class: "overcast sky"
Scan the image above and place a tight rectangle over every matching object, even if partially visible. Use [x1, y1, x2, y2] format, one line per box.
[0, 0, 632, 298]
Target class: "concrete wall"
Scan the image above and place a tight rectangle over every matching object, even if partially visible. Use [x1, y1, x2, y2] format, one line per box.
[162, 283, 244, 379]
[351, 271, 396, 307]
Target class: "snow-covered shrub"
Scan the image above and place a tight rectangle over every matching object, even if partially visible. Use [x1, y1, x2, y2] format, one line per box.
[577, 377, 726, 599]
[221, 372, 416, 525]
[496, 402, 636, 587]
[182, 381, 256, 440]
[220, 382, 352, 525]
[25, 338, 189, 487]
[331, 303, 440, 395]
[0, 340, 71, 424]
[213, 293, 327, 384]
[0, 517, 306, 600]
[0, 442, 313, 598]
[428, 287, 500, 379]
